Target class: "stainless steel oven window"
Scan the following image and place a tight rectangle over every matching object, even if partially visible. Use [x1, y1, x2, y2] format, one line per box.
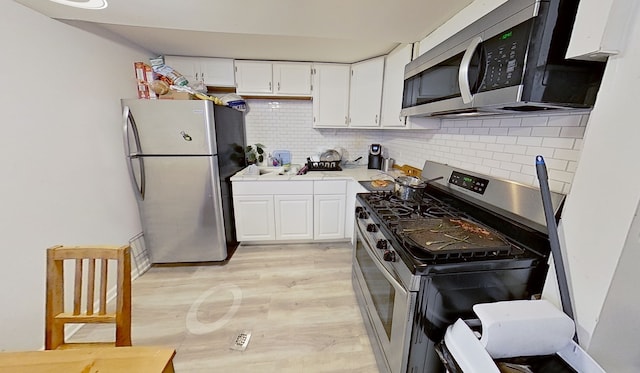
[355, 238, 394, 339]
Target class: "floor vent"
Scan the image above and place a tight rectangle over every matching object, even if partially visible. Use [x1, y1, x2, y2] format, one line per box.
[230, 330, 251, 351]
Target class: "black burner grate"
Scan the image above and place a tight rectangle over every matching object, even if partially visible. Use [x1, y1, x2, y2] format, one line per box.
[360, 191, 526, 263]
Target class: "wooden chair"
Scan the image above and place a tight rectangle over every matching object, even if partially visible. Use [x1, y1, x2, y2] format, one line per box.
[45, 245, 132, 350]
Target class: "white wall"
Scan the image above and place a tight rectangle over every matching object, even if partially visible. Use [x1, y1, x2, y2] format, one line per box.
[549, 5, 640, 367]
[0, 2, 150, 351]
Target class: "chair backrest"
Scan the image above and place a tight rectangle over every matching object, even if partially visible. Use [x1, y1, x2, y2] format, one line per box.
[45, 245, 132, 350]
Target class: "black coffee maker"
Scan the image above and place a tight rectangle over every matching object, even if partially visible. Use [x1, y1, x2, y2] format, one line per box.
[368, 144, 383, 169]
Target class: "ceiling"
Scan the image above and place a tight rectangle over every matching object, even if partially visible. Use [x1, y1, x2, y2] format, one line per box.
[15, 0, 473, 63]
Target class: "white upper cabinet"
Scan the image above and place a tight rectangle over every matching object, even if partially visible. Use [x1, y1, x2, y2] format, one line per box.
[235, 61, 312, 96]
[348, 56, 384, 127]
[312, 63, 351, 128]
[274, 62, 313, 95]
[164, 56, 235, 87]
[566, 0, 635, 61]
[234, 61, 273, 94]
[380, 44, 413, 128]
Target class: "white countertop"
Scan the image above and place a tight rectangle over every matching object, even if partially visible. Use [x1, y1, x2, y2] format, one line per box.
[230, 165, 404, 182]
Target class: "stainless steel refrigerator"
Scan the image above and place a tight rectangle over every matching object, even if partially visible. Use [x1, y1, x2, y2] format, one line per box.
[121, 99, 246, 263]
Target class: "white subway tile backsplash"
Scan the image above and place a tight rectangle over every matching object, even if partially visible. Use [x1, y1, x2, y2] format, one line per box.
[542, 137, 575, 149]
[567, 161, 578, 173]
[560, 126, 586, 138]
[549, 114, 582, 127]
[553, 149, 580, 162]
[482, 119, 501, 127]
[548, 169, 574, 183]
[509, 127, 533, 136]
[521, 116, 549, 127]
[509, 172, 534, 185]
[516, 136, 542, 146]
[493, 152, 513, 162]
[489, 127, 509, 136]
[244, 100, 588, 194]
[486, 143, 505, 152]
[501, 161, 522, 172]
[503, 144, 527, 154]
[500, 118, 523, 127]
[531, 127, 561, 137]
[496, 136, 517, 145]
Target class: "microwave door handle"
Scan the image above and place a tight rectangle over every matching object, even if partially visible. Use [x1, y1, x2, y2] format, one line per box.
[122, 106, 146, 200]
[459, 36, 483, 104]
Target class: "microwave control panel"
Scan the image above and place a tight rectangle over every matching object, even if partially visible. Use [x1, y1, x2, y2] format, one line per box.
[479, 20, 531, 92]
[449, 171, 489, 195]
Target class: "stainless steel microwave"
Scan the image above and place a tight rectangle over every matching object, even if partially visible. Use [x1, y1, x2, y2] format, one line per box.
[401, 0, 606, 118]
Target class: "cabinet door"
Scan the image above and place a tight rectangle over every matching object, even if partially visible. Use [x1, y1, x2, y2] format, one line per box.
[349, 56, 384, 127]
[274, 62, 312, 96]
[312, 63, 350, 128]
[163, 56, 198, 84]
[381, 44, 413, 128]
[233, 195, 275, 241]
[314, 194, 346, 240]
[200, 58, 236, 87]
[235, 61, 273, 94]
[274, 195, 313, 240]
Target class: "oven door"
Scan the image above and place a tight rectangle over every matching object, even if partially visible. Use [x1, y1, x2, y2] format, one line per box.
[352, 225, 414, 373]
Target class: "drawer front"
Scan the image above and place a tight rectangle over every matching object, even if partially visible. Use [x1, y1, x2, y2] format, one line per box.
[314, 180, 347, 194]
[233, 181, 313, 195]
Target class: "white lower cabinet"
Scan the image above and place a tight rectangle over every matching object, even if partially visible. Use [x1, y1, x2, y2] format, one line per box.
[275, 195, 313, 240]
[314, 180, 347, 240]
[314, 195, 346, 240]
[233, 195, 276, 241]
[232, 179, 347, 242]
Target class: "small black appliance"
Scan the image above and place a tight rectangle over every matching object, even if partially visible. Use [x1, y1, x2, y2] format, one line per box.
[368, 144, 382, 170]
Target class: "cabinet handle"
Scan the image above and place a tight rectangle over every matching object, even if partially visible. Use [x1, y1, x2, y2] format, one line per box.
[195, 72, 199, 81]
[277, 82, 280, 91]
[269, 82, 272, 91]
[375, 115, 378, 124]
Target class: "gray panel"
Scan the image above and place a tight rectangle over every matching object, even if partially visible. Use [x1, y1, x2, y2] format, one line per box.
[421, 161, 565, 234]
[122, 99, 216, 155]
[139, 156, 226, 263]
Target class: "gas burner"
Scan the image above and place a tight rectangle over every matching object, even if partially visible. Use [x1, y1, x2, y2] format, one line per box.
[419, 205, 455, 218]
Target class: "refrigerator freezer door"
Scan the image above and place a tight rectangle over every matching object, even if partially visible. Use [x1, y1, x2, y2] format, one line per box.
[123, 99, 217, 156]
[139, 155, 227, 263]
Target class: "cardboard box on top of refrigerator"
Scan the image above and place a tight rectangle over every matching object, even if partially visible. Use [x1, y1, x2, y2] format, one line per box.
[158, 90, 195, 100]
[133, 62, 159, 99]
[143, 64, 157, 99]
[134, 62, 150, 99]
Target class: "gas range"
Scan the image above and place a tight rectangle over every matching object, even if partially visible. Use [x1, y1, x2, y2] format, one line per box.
[351, 161, 566, 373]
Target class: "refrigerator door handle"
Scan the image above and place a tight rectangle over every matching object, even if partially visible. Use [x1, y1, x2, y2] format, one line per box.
[123, 106, 146, 200]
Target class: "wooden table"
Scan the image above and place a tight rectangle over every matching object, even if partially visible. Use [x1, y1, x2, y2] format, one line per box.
[0, 346, 176, 373]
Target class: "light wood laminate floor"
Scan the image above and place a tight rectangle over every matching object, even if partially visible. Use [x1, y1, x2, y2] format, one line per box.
[70, 243, 378, 372]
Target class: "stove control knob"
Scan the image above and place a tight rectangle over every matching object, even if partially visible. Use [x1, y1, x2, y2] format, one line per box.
[366, 224, 377, 232]
[355, 206, 364, 214]
[376, 239, 388, 250]
[383, 250, 396, 262]
[358, 211, 369, 219]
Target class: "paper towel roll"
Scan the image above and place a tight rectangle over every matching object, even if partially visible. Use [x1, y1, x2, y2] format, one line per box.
[473, 299, 575, 359]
